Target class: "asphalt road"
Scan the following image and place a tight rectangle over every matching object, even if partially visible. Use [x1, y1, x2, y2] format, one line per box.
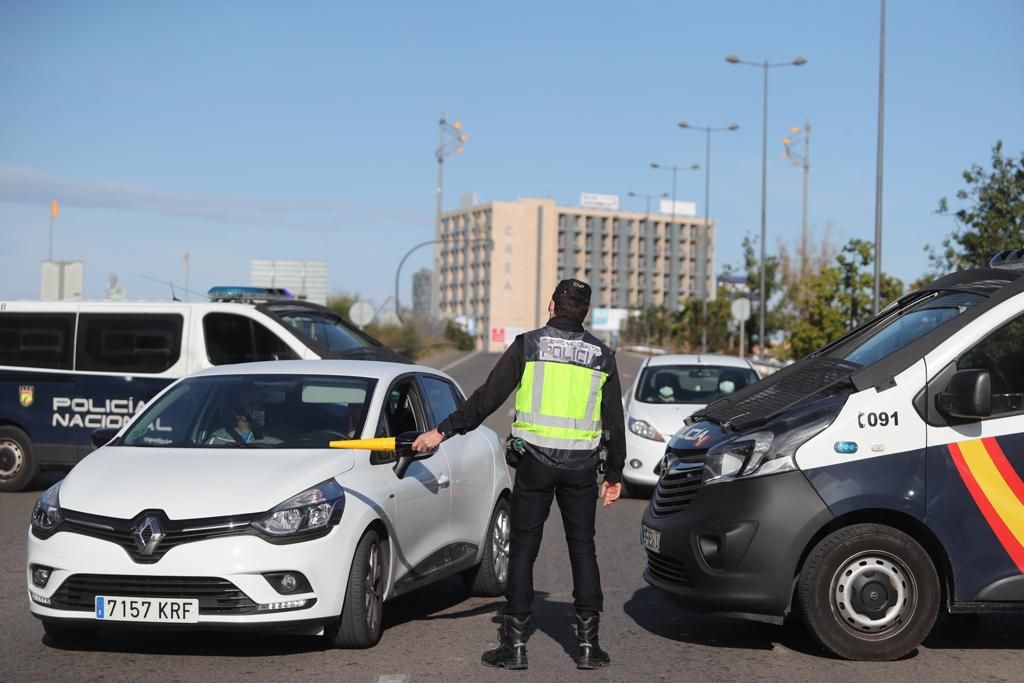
[3, 351, 1024, 681]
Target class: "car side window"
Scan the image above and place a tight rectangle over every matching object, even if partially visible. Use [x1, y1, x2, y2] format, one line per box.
[0, 313, 75, 370]
[76, 314, 182, 374]
[958, 314, 1024, 418]
[419, 376, 461, 429]
[371, 378, 425, 465]
[204, 313, 299, 366]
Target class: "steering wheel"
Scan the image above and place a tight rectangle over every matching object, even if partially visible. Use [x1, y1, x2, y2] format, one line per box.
[302, 429, 351, 443]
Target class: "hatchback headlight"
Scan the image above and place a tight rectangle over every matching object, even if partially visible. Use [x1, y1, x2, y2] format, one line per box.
[629, 418, 665, 442]
[703, 408, 838, 485]
[253, 480, 345, 538]
[31, 481, 63, 537]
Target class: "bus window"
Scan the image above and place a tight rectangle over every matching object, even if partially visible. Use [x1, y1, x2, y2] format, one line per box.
[0, 314, 75, 370]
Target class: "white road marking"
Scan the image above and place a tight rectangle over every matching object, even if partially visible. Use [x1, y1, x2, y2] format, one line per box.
[375, 676, 411, 683]
[441, 350, 481, 372]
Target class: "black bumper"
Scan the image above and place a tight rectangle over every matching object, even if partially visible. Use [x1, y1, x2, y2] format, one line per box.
[641, 470, 833, 621]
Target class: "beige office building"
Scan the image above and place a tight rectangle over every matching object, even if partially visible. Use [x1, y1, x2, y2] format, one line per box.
[435, 197, 714, 349]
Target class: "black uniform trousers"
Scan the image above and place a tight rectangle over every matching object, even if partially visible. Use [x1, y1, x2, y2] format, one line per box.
[504, 452, 603, 617]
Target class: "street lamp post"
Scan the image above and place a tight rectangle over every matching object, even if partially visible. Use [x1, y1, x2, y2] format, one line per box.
[431, 113, 469, 319]
[678, 122, 740, 352]
[650, 162, 700, 315]
[782, 120, 811, 284]
[628, 191, 668, 346]
[726, 54, 806, 360]
[396, 237, 491, 323]
[873, 0, 887, 314]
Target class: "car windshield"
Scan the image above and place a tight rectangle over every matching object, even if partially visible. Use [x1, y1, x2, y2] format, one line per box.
[824, 291, 985, 368]
[275, 310, 369, 354]
[121, 374, 377, 448]
[635, 364, 759, 405]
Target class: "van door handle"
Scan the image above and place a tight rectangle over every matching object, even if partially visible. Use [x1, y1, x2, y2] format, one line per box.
[437, 474, 451, 489]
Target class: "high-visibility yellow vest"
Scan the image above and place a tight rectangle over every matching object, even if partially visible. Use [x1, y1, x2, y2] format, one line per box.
[511, 326, 613, 459]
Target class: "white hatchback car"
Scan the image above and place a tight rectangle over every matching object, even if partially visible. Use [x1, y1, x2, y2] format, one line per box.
[622, 354, 759, 493]
[27, 360, 512, 648]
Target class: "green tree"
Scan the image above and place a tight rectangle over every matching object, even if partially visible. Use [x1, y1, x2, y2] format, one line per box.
[444, 319, 475, 351]
[740, 235, 784, 354]
[928, 140, 1024, 273]
[789, 239, 903, 360]
[670, 289, 733, 353]
[326, 292, 357, 320]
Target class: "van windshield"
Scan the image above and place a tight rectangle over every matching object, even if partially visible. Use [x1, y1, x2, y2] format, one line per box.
[636, 365, 760, 405]
[824, 291, 984, 368]
[121, 374, 377, 448]
[275, 310, 368, 353]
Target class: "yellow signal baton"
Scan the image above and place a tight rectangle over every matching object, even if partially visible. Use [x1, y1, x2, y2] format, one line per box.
[329, 437, 397, 451]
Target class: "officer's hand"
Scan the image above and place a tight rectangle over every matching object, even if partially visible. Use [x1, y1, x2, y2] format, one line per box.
[600, 481, 622, 507]
[412, 429, 444, 452]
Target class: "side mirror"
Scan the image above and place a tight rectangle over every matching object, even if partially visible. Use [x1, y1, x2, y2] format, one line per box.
[937, 369, 991, 420]
[393, 431, 435, 479]
[91, 428, 119, 449]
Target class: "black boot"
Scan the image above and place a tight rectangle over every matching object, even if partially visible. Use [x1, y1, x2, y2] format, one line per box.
[574, 613, 610, 669]
[482, 615, 529, 670]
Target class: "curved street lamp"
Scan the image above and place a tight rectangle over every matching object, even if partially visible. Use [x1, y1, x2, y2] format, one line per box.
[725, 55, 806, 359]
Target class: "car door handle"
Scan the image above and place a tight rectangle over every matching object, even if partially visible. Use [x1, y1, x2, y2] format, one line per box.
[437, 474, 451, 489]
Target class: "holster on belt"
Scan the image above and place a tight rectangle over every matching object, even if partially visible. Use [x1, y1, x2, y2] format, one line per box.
[504, 434, 526, 469]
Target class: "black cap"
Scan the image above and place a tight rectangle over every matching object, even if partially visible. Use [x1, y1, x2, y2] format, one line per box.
[553, 278, 592, 305]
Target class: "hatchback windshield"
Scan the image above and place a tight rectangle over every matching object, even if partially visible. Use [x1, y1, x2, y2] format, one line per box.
[826, 291, 984, 368]
[122, 374, 377, 448]
[636, 365, 759, 405]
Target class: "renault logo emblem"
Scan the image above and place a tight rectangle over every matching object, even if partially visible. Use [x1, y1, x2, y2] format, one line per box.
[132, 515, 164, 556]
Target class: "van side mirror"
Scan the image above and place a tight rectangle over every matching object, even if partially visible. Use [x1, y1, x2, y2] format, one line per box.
[91, 428, 119, 448]
[937, 369, 991, 420]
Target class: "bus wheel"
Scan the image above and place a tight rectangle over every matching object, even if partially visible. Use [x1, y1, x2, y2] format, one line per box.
[0, 426, 38, 493]
[798, 523, 940, 661]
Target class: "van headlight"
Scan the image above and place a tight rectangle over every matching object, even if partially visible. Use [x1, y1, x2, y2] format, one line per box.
[703, 408, 838, 485]
[629, 418, 665, 442]
[31, 481, 63, 538]
[253, 480, 345, 540]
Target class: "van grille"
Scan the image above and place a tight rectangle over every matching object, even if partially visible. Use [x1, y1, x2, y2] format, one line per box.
[49, 574, 257, 614]
[651, 461, 704, 516]
[646, 550, 690, 585]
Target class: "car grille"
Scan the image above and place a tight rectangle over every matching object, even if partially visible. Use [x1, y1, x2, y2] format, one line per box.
[646, 550, 690, 586]
[651, 460, 704, 516]
[60, 509, 256, 564]
[49, 574, 258, 615]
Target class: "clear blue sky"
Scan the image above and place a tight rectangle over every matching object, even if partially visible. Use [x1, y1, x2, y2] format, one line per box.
[1, 0, 1022, 308]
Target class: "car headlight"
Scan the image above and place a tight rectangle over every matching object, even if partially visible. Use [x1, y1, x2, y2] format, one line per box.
[703, 408, 838, 485]
[253, 479, 345, 539]
[629, 418, 665, 442]
[31, 481, 63, 537]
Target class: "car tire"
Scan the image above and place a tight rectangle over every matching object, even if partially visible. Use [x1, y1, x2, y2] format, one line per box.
[463, 497, 511, 597]
[798, 523, 940, 661]
[0, 426, 38, 493]
[41, 618, 96, 643]
[325, 529, 385, 649]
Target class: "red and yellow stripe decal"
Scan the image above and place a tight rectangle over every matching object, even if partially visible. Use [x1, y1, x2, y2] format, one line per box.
[949, 437, 1024, 572]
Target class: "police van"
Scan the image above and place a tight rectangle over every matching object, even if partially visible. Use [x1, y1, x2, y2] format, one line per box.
[0, 287, 401, 491]
[641, 249, 1024, 660]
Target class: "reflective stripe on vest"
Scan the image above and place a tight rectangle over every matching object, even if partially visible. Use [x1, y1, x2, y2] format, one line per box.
[512, 360, 607, 451]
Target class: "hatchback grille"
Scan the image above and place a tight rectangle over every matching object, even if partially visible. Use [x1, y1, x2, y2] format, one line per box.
[646, 550, 690, 585]
[49, 574, 258, 614]
[651, 461, 704, 516]
[60, 509, 256, 564]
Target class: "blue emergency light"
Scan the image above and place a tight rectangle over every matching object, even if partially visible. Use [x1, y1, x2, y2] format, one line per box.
[207, 286, 294, 302]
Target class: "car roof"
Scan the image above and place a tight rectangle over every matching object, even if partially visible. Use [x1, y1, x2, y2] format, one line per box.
[642, 353, 753, 369]
[189, 359, 455, 384]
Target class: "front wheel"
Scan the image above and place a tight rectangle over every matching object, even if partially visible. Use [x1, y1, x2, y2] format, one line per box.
[464, 498, 511, 597]
[798, 523, 940, 661]
[324, 529, 386, 649]
[0, 426, 37, 493]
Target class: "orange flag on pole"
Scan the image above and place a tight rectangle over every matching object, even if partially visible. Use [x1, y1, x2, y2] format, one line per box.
[50, 201, 59, 220]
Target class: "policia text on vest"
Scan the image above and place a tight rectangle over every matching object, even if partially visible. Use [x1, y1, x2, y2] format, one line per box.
[413, 278, 624, 670]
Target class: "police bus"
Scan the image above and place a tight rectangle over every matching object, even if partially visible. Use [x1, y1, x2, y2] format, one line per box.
[641, 249, 1024, 660]
[0, 287, 402, 491]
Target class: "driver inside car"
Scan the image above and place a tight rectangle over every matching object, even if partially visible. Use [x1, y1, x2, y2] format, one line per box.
[206, 395, 279, 445]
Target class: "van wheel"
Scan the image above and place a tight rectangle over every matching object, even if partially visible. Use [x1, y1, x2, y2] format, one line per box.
[464, 498, 511, 597]
[0, 426, 37, 493]
[798, 523, 939, 661]
[325, 529, 385, 649]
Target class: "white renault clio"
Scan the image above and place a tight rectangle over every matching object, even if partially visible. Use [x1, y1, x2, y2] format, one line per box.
[27, 360, 512, 648]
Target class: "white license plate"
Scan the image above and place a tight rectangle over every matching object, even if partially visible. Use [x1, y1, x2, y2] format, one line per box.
[640, 524, 661, 553]
[95, 596, 199, 623]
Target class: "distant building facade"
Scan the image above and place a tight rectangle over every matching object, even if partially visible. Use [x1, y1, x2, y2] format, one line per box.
[412, 268, 432, 318]
[435, 197, 715, 349]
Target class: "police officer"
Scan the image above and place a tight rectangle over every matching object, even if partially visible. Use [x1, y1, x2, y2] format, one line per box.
[412, 278, 625, 671]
